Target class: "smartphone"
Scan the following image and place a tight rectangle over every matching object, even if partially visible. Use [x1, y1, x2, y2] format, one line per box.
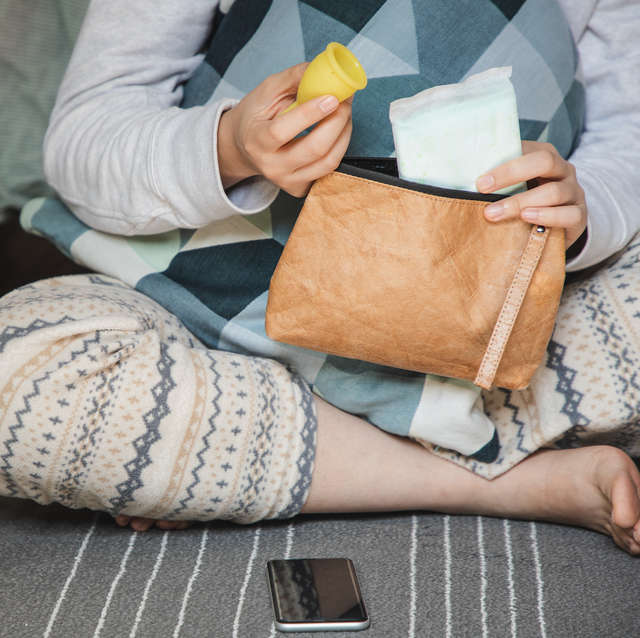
[266, 558, 370, 632]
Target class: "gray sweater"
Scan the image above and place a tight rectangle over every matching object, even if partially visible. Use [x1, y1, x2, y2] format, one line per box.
[43, 0, 640, 271]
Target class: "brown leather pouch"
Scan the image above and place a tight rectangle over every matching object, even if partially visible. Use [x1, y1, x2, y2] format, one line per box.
[265, 158, 565, 390]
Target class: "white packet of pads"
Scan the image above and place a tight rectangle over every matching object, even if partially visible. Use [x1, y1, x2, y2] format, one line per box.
[389, 67, 525, 194]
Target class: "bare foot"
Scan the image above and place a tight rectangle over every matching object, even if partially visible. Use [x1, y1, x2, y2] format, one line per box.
[114, 515, 195, 532]
[477, 446, 640, 555]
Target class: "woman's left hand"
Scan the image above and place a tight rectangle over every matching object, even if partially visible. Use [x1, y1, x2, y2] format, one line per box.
[476, 141, 587, 249]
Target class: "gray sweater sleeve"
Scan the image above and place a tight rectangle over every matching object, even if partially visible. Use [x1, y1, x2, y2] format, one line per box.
[43, 0, 278, 236]
[562, 0, 640, 271]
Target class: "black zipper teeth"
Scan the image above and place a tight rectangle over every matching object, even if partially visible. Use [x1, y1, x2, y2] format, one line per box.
[336, 158, 507, 203]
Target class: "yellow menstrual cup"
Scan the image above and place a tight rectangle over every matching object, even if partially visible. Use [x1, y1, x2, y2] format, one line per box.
[283, 42, 367, 114]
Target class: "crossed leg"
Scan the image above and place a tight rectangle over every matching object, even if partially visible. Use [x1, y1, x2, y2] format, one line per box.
[119, 396, 640, 555]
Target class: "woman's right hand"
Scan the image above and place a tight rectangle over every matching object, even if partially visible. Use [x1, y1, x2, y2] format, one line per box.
[217, 63, 353, 197]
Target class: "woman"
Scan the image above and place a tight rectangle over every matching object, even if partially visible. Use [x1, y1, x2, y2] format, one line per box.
[3, 0, 640, 553]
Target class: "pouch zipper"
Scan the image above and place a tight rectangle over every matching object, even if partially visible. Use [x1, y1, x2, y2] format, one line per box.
[337, 157, 507, 203]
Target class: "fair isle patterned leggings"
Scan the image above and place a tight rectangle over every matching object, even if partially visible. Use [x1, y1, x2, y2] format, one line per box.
[3, 230, 640, 522]
[0, 275, 316, 524]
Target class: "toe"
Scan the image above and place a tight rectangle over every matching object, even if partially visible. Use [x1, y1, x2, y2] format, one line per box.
[628, 537, 640, 556]
[155, 520, 195, 530]
[131, 517, 155, 532]
[115, 514, 132, 527]
[609, 526, 638, 555]
[610, 468, 640, 530]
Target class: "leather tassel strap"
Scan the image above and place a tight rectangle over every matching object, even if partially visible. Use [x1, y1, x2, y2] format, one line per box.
[474, 225, 550, 390]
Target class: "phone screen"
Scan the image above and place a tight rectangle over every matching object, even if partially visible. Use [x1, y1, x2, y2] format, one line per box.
[266, 558, 369, 630]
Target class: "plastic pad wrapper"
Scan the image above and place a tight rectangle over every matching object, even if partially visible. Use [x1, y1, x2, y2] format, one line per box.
[389, 67, 525, 194]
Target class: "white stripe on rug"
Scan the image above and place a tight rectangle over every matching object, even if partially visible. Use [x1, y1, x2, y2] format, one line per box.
[530, 523, 547, 638]
[444, 515, 452, 638]
[172, 524, 209, 638]
[93, 531, 138, 638]
[408, 514, 418, 638]
[129, 530, 169, 638]
[44, 513, 98, 638]
[477, 517, 489, 638]
[233, 526, 262, 638]
[503, 520, 518, 638]
[283, 523, 294, 559]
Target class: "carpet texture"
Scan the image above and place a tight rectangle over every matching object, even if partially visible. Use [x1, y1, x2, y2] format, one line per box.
[2, 496, 639, 637]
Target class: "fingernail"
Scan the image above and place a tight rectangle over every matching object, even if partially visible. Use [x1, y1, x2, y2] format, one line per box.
[521, 209, 539, 222]
[484, 203, 503, 220]
[318, 95, 339, 114]
[477, 174, 495, 192]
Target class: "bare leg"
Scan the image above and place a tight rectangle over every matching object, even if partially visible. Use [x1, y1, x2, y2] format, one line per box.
[302, 397, 640, 555]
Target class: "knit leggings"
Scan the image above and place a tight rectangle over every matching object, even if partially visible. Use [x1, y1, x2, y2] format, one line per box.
[0, 274, 316, 524]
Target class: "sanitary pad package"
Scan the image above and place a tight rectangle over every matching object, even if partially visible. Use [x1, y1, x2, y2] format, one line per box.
[389, 67, 525, 194]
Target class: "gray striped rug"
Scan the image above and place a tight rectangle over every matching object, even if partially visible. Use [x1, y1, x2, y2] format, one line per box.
[2, 496, 639, 636]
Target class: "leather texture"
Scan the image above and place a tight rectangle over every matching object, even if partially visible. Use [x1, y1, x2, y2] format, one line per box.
[474, 224, 550, 389]
[265, 170, 566, 390]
